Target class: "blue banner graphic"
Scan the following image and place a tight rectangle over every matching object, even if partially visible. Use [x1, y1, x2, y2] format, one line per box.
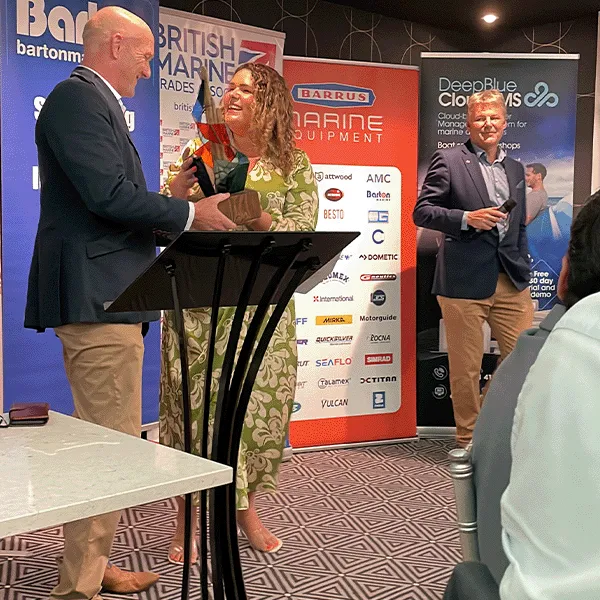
[418, 54, 579, 311]
[2, 0, 161, 423]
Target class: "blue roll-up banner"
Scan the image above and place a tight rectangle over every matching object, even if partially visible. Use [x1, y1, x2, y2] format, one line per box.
[418, 53, 579, 314]
[1, 0, 161, 423]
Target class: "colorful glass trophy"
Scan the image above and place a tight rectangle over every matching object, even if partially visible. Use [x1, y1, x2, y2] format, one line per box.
[187, 67, 261, 225]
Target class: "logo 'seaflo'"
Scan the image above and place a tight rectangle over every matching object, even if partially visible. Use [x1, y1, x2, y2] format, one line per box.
[524, 82, 559, 108]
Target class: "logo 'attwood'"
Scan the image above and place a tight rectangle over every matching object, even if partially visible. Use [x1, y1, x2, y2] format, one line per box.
[316, 315, 353, 325]
[292, 83, 376, 108]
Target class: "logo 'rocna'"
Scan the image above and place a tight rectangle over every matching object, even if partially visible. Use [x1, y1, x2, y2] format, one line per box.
[292, 83, 376, 108]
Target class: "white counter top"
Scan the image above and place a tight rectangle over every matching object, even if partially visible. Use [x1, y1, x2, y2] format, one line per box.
[0, 411, 231, 538]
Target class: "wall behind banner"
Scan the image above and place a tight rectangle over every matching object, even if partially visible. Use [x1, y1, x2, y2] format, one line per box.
[1, 0, 161, 421]
[285, 57, 419, 448]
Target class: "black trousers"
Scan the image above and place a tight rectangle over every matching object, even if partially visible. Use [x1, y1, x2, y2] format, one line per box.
[443, 562, 500, 600]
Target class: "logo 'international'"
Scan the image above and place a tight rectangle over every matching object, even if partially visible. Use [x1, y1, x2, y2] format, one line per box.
[292, 83, 376, 108]
[316, 315, 353, 325]
[365, 353, 394, 365]
[238, 40, 277, 67]
[361, 274, 397, 282]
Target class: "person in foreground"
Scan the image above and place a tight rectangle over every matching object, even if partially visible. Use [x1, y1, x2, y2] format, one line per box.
[413, 89, 533, 448]
[442, 191, 600, 599]
[499, 190, 600, 598]
[160, 63, 319, 563]
[25, 7, 233, 600]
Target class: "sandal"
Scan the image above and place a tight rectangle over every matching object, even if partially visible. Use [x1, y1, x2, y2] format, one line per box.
[238, 525, 283, 553]
[168, 537, 199, 565]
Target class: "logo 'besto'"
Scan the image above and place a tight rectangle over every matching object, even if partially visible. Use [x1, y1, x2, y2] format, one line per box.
[17, 0, 97, 44]
[238, 40, 277, 67]
[325, 188, 344, 202]
[292, 83, 376, 108]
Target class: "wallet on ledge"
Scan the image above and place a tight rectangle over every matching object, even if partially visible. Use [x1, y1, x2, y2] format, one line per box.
[9, 402, 50, 426]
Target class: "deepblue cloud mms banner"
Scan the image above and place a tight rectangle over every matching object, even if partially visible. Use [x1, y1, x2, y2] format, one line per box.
[418, 53, 579, 312]
[1, 0, 162, 423]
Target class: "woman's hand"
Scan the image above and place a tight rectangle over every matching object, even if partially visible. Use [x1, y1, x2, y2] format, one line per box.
[246, 211, 272, 231]
[169, 157, 197, 199]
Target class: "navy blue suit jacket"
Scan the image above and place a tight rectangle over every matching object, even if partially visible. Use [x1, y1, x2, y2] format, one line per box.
[25, 67, 190, 330]
[413, 141, 530, 299]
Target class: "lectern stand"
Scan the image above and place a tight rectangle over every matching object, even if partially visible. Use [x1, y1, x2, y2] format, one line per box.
[106, 231, 359, 600]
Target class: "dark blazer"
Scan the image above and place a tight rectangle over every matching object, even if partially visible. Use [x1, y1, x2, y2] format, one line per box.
[25, 67, 190, 330]
[413, 141, 530, 299]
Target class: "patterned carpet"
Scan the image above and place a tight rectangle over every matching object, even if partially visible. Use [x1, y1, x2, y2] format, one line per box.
[0, 439, 459, 600]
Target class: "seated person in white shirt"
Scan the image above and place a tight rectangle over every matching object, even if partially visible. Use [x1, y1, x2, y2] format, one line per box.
[500, 190, 600, 599]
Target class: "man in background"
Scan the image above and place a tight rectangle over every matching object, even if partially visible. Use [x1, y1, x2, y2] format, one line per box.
[413, 89, 533, 448]
[524, 163, 548, 224]
[25, 7, 233, 600]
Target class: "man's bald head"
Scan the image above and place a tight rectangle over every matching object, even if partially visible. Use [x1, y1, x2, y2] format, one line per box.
[83, 7, 151, 53]
[81, 7, 154, 97]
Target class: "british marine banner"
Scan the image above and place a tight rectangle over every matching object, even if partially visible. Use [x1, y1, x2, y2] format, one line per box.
[158, 8, 285, 185]
[284, 57, 419, 448]
[1, 0, 161, 420]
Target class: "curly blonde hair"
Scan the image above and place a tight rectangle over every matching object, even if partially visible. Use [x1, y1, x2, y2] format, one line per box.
[231, 63, 296, 177]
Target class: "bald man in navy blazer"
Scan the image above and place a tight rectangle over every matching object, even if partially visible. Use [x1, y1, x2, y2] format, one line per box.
[24, 7, 234, 600]
[413, 89, 533, 448]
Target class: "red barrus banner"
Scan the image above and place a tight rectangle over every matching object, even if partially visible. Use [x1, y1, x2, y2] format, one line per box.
[285, 57, 419, 447]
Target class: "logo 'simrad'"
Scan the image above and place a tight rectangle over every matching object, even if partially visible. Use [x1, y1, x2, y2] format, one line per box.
[292, 83, 376, 108]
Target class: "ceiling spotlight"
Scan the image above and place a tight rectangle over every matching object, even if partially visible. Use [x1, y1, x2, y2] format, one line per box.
[482, 14, 499, 24]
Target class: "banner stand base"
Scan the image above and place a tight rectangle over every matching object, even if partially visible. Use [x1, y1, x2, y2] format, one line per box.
[292, 437, 418, 454]
[418, 426, 455, 439]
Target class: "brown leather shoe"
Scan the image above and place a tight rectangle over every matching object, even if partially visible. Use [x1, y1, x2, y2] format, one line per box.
[101, 563, 159, 594]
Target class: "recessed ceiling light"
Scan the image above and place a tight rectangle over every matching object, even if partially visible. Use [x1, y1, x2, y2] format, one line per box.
[482, 14, 499, 24]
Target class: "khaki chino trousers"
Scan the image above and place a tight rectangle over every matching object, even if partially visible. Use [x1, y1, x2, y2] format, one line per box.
[437, 274, 533, 447]
[51, 323, 144, 600]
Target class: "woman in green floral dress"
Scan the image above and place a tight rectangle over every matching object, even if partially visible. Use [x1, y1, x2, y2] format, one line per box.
[160, 63, 319, 562]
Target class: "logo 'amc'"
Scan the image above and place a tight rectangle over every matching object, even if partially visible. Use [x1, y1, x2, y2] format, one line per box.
[292, 83, 376, 108]
[316, 315, 353, 325]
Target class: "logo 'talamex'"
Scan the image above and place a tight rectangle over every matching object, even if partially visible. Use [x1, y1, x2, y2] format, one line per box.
[291, 83, 376, 108]
[316, 315, 353, 325]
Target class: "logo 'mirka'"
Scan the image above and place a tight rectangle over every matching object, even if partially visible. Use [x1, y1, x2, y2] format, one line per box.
[17, 1, 98, 44]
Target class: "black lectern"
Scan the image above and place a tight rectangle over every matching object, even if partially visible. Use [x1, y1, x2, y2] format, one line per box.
[106, 231, 359, 600]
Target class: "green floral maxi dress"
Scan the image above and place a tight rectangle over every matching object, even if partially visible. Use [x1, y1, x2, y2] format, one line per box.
[159, 142, 319, 509]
